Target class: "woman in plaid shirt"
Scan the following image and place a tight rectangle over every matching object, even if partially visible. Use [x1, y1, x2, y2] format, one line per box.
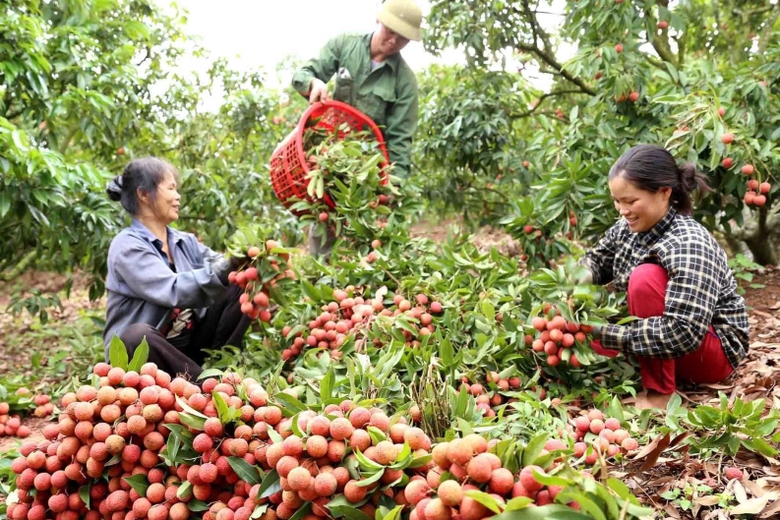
[582, 145, 750, 408]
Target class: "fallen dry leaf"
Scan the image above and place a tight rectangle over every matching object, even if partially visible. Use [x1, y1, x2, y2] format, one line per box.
[630, 432, 671, 472]
[733, 480, 749, 503]
[730, 495, 770, 515]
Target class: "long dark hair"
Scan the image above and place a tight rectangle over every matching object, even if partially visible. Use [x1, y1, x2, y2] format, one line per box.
[608, 144, 712, 215]
[106, 157, 179, 216]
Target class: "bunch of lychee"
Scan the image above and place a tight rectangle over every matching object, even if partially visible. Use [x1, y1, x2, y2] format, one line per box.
[231, 240, 295, 322]
[527, 306, 594, 368]
[0, 403, 31, 438]
[280, 289, 443, 362]
[404, 434, 581, 518]
[568, 409, 639, 465]
[0, 390, 53, 438]
[457, 372, 523, 417]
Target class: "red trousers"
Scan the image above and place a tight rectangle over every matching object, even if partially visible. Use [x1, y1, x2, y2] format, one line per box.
[594, 263, 734, 394]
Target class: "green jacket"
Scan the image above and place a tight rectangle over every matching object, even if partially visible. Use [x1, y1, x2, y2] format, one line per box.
[292, 33, 418, 178]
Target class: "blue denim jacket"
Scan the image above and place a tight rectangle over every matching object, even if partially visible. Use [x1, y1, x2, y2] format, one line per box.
[103, 219, 227, 355]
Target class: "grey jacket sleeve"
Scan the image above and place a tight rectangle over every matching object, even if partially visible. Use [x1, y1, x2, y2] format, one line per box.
[113, 242, 226, 308]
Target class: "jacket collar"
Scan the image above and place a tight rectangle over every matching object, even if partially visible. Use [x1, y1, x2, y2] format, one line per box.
[130, 218, 185, 246]
[637, 207, 677, 245]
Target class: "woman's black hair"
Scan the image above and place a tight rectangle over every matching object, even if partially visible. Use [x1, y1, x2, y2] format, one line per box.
[608, 144, 712, 215]
[106, 157, 179, 216]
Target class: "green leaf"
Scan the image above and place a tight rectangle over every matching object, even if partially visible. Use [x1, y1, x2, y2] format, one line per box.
[354, 468, 385, 487]
[530, 469, 569, 488]
[440, 337, 454, 367]
[251, 504, 269, 519]
[128, 337, 149, 372]
[198, 368, 224, 380]
[177, 412, 206, 431]
[175, 396, 208, 419]
[267, 427, 284, 444]
[353, 449, 385, 472]
[522, 433, 548, 467]
[228, 456, 262, 485]
[490, 505, 591, 520]
[481, 301, 496, 321]
[367, 426, 387, 445]
[289, 503, 312, 520]
[275, 392, 308, 414]
[212, 391, 235, 425]
[122, 474, 149, 497]
[555, 491, 606, 520]
[378, 505, 404, 520]
[457, 417, 474, 436]
[188, 500, 210, 512]
[259, 469, 281, 498]
[321, 367, 335, 401]
[109, 334, 129, 370]
[464, 490, 502, 514]
[505, 496, 534, 511]
[291, 413, 305, 438]
[78, 483, 92, 509]
[408, 453, 433, 469]
[177, 481, 193, 500]
[606, 478, 632, 500]
[328, 504, 373, 520]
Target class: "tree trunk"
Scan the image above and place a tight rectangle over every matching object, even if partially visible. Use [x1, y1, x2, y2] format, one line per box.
[744, 234, 778, 266]
[719, 205, 780, 266]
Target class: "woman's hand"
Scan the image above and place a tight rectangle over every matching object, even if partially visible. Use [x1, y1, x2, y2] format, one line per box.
[577, 269, 594, 285]
[210, 255, 245, 285]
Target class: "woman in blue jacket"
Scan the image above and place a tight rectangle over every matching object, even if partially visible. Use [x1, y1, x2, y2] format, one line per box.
[104, 157, 247, 379]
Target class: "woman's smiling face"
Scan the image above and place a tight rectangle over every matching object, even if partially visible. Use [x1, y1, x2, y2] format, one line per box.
[609, 174, 672, 233]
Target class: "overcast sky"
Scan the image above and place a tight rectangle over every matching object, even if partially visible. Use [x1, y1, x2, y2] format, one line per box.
[176, 0, 445, 83]
[173, 0, 571, 94]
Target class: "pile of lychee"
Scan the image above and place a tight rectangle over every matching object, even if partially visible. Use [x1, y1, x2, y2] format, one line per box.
[230, 240, 295, 322]
[7, 362, 591, 520]
[280, 289, 443, 362]
[0, 391, 53, 438]
[0, 402, 31, 438]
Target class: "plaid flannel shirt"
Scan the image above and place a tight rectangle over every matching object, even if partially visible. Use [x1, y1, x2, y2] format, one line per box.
[583, 208, 749, 368]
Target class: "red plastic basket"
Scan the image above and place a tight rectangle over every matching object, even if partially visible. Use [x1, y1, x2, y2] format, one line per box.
[270, 100, 390, 211]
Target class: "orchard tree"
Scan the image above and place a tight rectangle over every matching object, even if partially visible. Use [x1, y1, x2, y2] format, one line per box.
[1, 0, 189, 297]
[423, 0, 780, 264]
[1, 0, 302, 310]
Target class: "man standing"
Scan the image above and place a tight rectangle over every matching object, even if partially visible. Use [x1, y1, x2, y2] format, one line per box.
[292, 0, 423, 256]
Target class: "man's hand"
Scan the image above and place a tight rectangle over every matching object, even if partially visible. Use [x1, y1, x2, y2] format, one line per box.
[308, 79, 330, 103]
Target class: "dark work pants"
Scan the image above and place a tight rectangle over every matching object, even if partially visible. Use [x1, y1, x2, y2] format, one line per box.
[118, 284, 250, 380]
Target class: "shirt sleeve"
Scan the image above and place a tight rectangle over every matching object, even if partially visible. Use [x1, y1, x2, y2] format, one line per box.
[599, 239, 720, 358]
[292, 35, 343, 97]
[112, 240, 226, 309]
[384, 71, 418, 178]
[582, 222, 622, 285]
[197, 240, 223, 265]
